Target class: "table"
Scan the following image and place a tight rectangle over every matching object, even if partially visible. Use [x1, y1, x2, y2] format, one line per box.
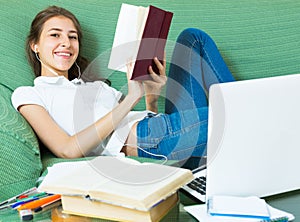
[264, 189, 300, 221]
[1, 190, 299, 221]
[178, 190, 300, 221]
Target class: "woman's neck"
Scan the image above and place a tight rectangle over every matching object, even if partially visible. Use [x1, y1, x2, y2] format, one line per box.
[41, 66, 68, 79]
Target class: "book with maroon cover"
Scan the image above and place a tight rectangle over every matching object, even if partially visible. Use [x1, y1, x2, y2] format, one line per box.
[131, 5, 173, 80]
[108, 4, 173, 80]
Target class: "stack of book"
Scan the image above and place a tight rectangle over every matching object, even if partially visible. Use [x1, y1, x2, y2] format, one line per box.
[38, 156, 194, 222]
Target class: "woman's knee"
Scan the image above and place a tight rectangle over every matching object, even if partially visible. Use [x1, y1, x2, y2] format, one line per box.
[177, 28, 212, 45]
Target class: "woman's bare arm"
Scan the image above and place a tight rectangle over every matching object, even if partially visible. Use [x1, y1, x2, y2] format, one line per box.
[19, 93, 140, 158]
[19, 61, 144, 159]
[144, 55, 167, 113]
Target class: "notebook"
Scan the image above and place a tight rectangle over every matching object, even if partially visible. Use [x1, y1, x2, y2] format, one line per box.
[181, 73, 300, 202]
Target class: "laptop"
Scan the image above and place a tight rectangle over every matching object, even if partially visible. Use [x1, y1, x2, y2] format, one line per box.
[181, 73, 300, 203]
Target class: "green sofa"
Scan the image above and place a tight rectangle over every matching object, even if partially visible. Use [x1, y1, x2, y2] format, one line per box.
[1, 0, 300, 202]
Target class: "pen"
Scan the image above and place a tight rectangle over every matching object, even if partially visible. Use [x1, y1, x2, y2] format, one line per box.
[18, 194, 61, 211]
[18, 195, 29, 199]
[0, 187, 37, 206]
[11, 197, 39, 209]
[8, 192, 48, 209]
[0, 202, 17, 210]
[14, 192, 47, 204]
[11, 192, 48, 209]
[17, 192, 47, 201]
[33, 199, 61, 213]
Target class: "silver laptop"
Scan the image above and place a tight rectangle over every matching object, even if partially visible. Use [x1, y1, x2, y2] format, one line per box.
[182, 73, 300, 202]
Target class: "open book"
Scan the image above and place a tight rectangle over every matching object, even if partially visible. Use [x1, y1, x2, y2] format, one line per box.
[38, 156, 193, 212]
[108, 3, 173, 80]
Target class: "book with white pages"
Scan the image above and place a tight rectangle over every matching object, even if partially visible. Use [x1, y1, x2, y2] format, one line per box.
[108, 3, 173, 80]
[38, 156, 193, 211]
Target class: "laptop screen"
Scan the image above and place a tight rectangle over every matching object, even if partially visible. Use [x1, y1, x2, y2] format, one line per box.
[205, 74, 300, 199]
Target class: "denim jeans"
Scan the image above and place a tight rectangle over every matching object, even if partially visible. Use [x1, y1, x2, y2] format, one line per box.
[137, 28, 235, 162]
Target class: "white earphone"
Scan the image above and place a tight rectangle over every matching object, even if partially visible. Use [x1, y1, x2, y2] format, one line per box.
[34, 45, 59, 77]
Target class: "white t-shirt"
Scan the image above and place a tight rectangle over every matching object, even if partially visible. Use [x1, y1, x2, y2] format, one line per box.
[11, 76, 150, 156]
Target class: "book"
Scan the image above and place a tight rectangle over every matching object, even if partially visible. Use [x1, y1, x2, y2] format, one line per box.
[108, 3, 173, 80]
[207, 195, 270, 219]
[38, 156, 193, 219]
[61, 192, 179, 222]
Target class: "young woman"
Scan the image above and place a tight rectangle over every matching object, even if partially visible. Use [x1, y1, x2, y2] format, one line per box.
[11, 6, 234, 163]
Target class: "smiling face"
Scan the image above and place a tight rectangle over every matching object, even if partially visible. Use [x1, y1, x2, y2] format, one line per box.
[33, 16, 79, 78]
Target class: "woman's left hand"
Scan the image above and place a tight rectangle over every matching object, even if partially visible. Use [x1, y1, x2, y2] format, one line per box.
[143, 53, 167, 113]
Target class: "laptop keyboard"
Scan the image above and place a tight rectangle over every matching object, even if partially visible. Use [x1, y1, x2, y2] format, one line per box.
[181, 168, 207, 202]
[187, 176, 206, 195]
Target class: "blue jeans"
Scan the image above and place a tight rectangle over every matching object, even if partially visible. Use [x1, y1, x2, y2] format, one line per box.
[137, 28, 235, 161]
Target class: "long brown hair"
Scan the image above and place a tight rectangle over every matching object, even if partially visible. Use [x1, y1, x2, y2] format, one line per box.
[26, 6, 88, 80]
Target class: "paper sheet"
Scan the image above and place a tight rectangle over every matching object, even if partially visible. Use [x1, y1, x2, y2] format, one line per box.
[184, 204, 295, 222]
[207, 196, 269, 218]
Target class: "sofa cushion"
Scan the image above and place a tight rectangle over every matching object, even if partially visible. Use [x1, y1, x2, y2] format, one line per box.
[0, 5, 35, 91]
[0, 85, 42, 201]
[1, 1, 300, 110]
